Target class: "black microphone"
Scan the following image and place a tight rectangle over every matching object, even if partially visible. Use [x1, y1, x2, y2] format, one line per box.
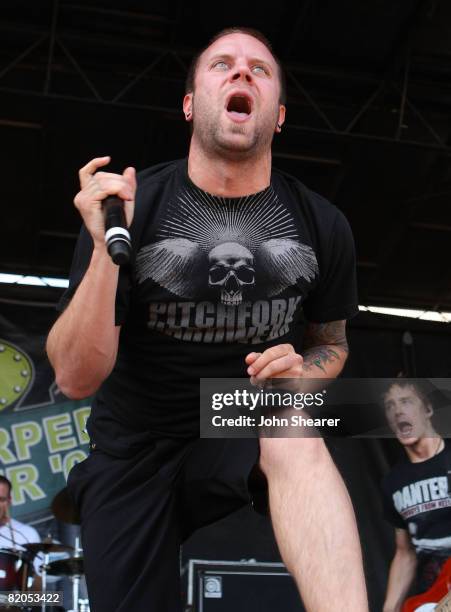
[102, 196, 131, 266]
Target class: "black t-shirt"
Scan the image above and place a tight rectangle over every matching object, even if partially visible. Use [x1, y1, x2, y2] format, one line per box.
[382, 441, 451, 592]
[57, 158, 358, 456]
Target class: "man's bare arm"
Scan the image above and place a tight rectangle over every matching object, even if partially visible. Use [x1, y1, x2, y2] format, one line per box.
[46, 157, 136, 399]
[302, 319, 349, 378]
[47, 248, 121, 399]
[383, 529, 417, 612]
[244, 320, 349, 384]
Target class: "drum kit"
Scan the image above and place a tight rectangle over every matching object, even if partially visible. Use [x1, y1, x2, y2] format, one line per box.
[0, 488, 89, 612]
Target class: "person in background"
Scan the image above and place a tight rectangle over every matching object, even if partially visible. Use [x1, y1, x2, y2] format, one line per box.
[0, 475, 43, 587]
[382, 380, 451, 612]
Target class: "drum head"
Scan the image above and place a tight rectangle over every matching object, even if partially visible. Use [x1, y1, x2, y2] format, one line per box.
[0, 548, 29, 592]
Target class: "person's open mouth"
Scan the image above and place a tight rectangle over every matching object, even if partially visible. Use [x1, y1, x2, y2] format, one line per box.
[396, 420, 414, 438]
[225, 92, 253, 123]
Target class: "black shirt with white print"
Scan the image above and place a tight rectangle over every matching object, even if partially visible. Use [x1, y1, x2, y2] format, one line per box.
[382, 440, 451, 594]
[57, 158, 358, 456]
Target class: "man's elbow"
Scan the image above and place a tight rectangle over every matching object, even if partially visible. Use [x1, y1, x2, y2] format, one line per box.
[45, 339, 94, 398]
[55, 374, 100, 400]
[53, 358, 111, 399]
[394, 546, 417, 570]
[47, 332, 116, 399]
[52, 360, 113, 399]
[403, 547, 417, 564]
[332, 343, 349, 372]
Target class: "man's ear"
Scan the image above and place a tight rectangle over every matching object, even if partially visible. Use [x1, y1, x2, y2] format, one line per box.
[275, 105, 286, 133]
[426, 402, 434, 417]
[183, 93, 193, 122]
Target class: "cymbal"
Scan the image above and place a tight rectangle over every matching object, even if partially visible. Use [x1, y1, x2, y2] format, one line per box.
[46, 557, 84, 576]
[51, 487, 81, 525]
[24, 542, 74, 555]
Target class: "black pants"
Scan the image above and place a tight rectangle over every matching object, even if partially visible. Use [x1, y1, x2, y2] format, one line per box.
[67, 437, 260, 612]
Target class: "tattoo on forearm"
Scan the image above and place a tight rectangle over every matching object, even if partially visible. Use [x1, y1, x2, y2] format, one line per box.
[302, 346, 341, 372]
[302, 320, 348, 373]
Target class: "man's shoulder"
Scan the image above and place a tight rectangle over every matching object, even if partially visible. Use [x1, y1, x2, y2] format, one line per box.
[10, 518, 40, 541]
[272, 166, 340, 217]
[137, 158, 185, 188]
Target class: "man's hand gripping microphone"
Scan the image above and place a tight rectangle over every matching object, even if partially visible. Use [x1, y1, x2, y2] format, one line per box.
[102, 196, 131, 266]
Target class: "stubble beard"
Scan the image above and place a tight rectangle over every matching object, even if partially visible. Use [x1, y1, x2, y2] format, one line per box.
[191, 95, 278, 161]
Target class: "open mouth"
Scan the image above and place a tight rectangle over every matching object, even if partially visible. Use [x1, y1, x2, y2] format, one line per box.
[225, 94, 253, 122]
[396, 420, 414, 437]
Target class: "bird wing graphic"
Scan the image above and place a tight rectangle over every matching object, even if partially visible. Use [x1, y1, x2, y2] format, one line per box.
[136, 238, 202, 297]
[256, 238, 319, 296]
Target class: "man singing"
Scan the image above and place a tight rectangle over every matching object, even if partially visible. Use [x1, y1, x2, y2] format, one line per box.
[382, 380, 451, 612]
[47, 27, 368, 611]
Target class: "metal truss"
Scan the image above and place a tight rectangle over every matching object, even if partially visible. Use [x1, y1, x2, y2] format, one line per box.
[0, 0, 450, 156]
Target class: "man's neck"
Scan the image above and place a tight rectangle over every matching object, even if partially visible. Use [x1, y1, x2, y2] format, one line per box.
[405, 435, 443, 463]
[187, 139, 272, 197]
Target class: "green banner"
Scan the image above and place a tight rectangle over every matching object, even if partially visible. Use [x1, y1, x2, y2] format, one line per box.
[0, 301, 90, 522]
[0, 399, 90, 519]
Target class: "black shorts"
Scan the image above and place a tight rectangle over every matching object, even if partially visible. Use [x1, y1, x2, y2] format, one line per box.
[67, 437, 261, 612]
